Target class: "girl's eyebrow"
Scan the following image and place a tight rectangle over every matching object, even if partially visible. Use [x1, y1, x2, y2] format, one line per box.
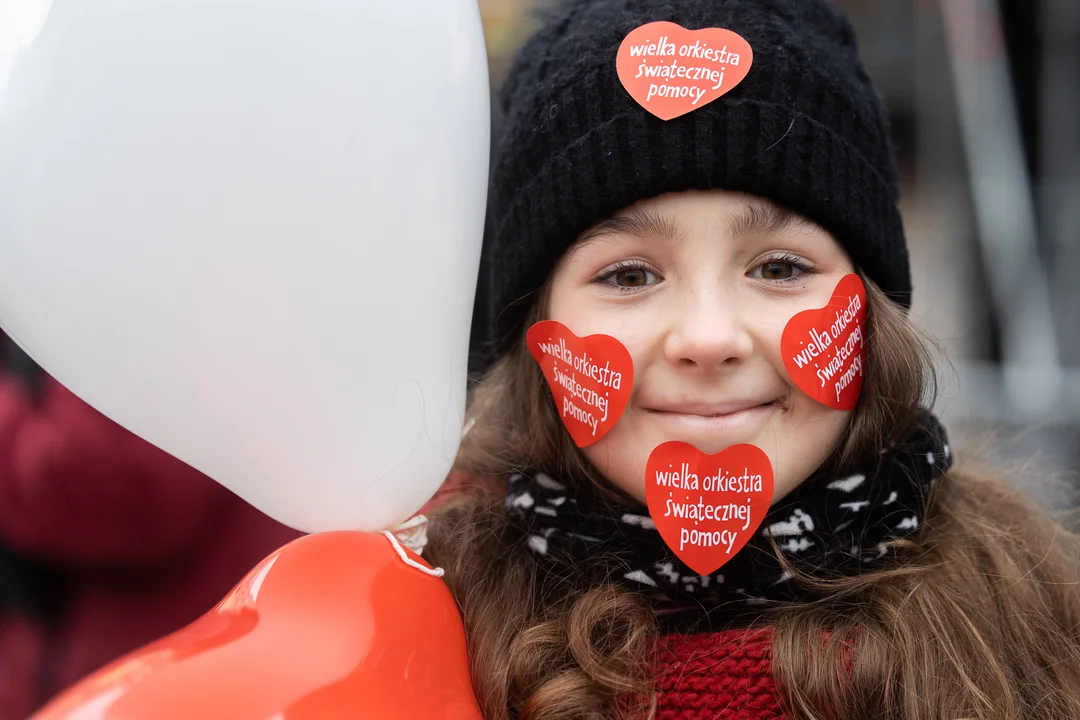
[575, 208, 681, 250]
[572, 200, 813, 254]
[724, 202, 814, 238]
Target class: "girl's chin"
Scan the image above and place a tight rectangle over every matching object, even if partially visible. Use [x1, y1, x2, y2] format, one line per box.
[645, 430, 769, 456]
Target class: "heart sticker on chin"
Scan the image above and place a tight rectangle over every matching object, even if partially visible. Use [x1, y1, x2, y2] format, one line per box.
[780, 274, 867, 411]
[616, 21, 754, 121]
[645, 442, 774, 576]
[527, 320, 633, 448]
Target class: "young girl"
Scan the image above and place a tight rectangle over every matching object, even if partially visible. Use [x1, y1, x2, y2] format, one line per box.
[427, 0, 1080, 718]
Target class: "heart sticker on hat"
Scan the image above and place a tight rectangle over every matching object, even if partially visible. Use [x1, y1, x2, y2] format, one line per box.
[616, 21, 754, 121]
[527, 320, 633, 448]
[780, 274, 868, 411]
[645, 442, 774, 576]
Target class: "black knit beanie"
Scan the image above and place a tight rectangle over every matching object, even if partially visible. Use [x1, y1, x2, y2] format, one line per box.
[472, 0, 911, 369]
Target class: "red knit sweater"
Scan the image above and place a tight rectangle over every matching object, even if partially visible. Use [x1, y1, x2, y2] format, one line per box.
[655, 628, 786, 719]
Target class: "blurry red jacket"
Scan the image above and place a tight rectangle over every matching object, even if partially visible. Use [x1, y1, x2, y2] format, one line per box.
[0, 334, 302, 718]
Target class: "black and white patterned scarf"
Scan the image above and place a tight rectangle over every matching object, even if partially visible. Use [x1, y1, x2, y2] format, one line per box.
[505, 410, 952, 611]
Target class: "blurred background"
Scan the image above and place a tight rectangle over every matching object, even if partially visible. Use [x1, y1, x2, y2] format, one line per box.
[480, 0, 1080, 508]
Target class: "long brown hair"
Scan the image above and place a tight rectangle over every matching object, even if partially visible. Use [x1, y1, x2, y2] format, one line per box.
[425, 276, 1080, 719]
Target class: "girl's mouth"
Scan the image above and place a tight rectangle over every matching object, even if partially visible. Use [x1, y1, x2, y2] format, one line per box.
[643, 399, 782, 435]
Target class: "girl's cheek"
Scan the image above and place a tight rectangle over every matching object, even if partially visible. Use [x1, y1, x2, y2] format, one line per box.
[750, 315, 790, 359]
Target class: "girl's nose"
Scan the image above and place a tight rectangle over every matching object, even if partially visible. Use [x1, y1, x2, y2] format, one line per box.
[663, 285, 754, 370]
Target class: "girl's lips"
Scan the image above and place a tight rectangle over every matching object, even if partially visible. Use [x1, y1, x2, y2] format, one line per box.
[643, 401, 781, 437]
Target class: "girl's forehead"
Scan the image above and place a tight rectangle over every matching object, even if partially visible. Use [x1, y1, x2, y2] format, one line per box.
[573, 189, 829, 251]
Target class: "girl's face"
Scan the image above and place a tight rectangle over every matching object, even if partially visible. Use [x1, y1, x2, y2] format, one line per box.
[547, 190, 854, 504]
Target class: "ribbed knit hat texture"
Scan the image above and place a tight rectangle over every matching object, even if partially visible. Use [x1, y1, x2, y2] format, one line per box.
[475, 0, 910, 363]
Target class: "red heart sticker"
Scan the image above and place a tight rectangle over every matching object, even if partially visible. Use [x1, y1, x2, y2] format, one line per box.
[645, 442, 774, 576]
[780, 274, 867, 411]
[527, 320, 633, 448]
[616, 21, 754, 121]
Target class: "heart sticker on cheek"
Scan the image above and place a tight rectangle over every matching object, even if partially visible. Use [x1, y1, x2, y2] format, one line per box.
[527, 320, 633, 448]
[616, 21, 754, 121]
[645, 442, 774, 576]
[780, 274, 868, 411]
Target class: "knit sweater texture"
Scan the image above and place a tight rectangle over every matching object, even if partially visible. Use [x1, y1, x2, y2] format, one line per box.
[655, 628, 785, 719]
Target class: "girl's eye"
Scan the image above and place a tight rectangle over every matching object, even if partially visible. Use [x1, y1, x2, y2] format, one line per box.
[750, 254, 816, 284]
[593, 261, 660, 291]
[761, 261, 796, 280]
[613, 268, 653, 287]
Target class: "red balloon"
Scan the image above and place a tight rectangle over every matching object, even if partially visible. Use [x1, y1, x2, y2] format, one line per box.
[33, 531, 483, 719]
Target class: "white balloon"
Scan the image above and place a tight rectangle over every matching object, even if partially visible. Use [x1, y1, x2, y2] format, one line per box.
[0, 0, 490, 533]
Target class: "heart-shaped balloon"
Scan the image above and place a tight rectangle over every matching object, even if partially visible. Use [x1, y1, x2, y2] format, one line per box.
[527, 320, 634, 447]
[780, 274, 867, 411]
[645, 442, 774, 576]
[32, 531, 483, 720]
[616, 21, 754, 121]
[0, 0, 489, 532]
